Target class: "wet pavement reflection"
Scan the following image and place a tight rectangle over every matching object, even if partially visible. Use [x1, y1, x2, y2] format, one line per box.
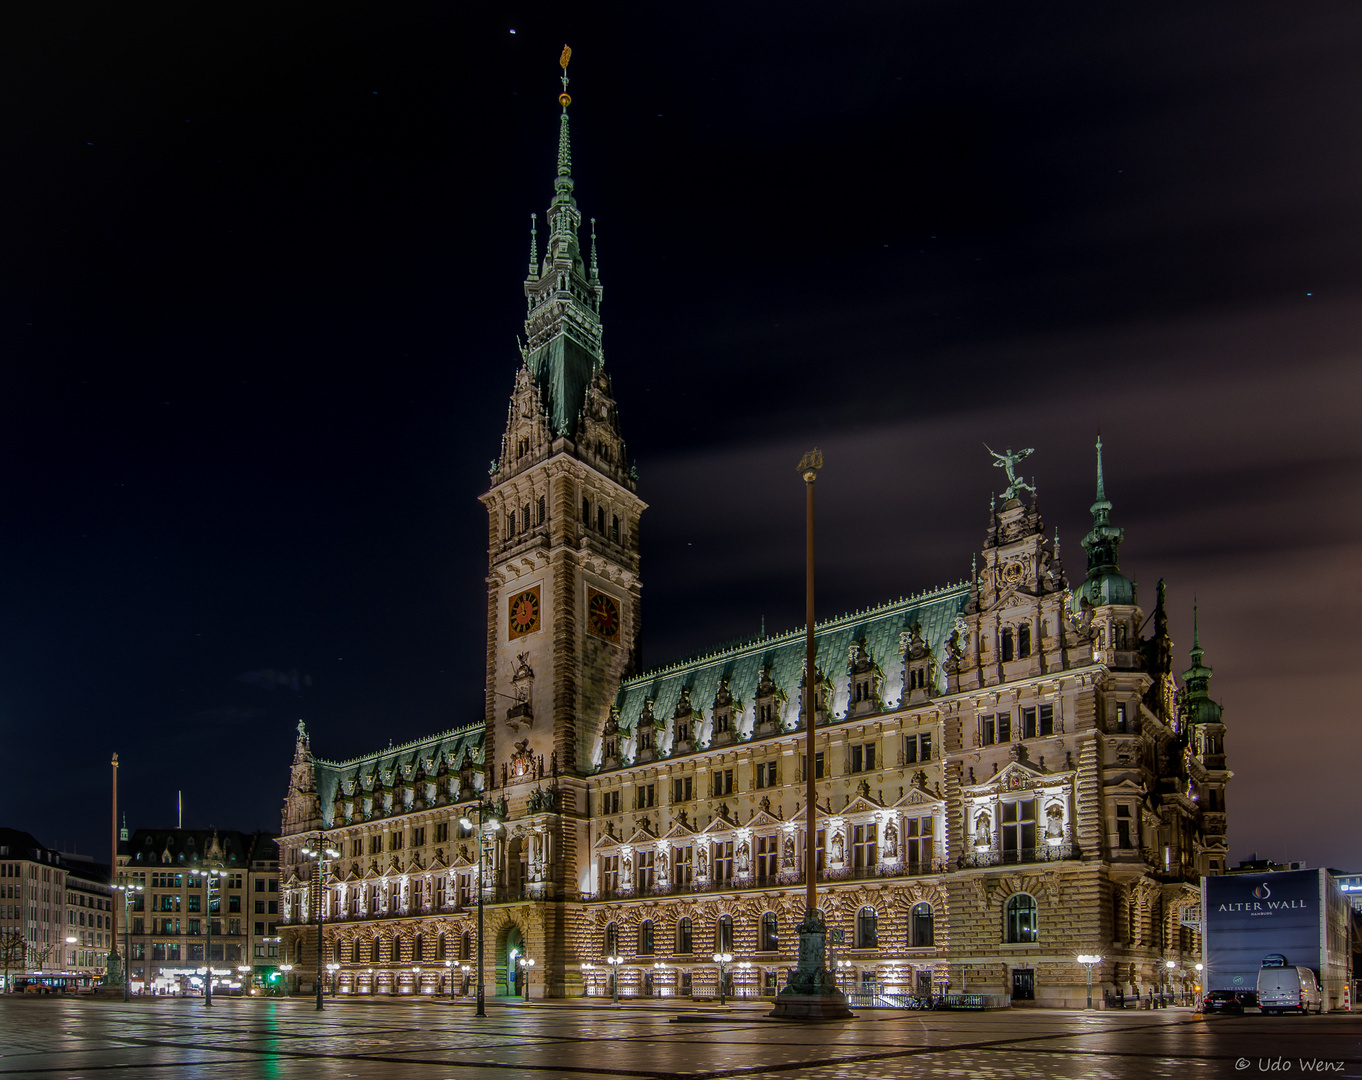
[0, 997, 1358, 1079]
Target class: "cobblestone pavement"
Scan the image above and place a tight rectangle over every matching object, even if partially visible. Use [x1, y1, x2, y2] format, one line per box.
[1, 998, 1359, 1079]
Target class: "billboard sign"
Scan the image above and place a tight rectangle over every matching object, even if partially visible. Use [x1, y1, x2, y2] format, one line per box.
[1204, 869, 1321, 991]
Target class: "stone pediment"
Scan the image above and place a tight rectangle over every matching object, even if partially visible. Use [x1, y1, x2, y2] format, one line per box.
[594, 830, 624, 850]
[341, 865, 362, 882]
[622, 827, 656, 847]
[746, 808, 784, 830]
[428, 851, 449, 870]
[892, 787, 945, 810]
[965, 759, 1069, 797]
[450, 845, 475, 868]
[361, 863, 382, 880]
[660, 821, 695, 841]
[699, 812, 738, 835]
[840, 794, 883, 816]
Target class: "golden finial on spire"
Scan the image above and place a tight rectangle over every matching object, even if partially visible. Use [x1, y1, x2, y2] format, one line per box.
[558, 44, 573, 107]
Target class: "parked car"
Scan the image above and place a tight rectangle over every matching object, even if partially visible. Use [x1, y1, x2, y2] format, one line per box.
[1256, 966, 1322, 1015]
[1201, 990, 1255, 1014]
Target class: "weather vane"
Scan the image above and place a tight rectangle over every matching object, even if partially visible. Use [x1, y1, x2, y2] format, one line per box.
[984, 444, 1035, 501]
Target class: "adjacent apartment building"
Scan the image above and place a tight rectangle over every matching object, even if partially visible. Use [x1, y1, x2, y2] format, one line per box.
[116, 827, 279, 994]
[0, 827, 113, 988]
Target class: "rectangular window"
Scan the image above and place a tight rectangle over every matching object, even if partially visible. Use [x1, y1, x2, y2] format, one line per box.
[1116, 805, 1134, 849]
[997, 712, 1012, 743]
[1116, 703, 1128, 731]
[673, 846, 693, 887]
[852, 824, 877, 869]
[369, 836, 382, 855]
[601, 790, 621, 815]
[1039, 704, 1054, 736]
[713, 770, 733, 796]
[672, 777, 692, 803]
[638, 783, 655, 809]
[815, 829, 826, 875]
[636, 851, 654, 892]
[713, 842, 734, 883]
[538, 495, 546, 525]
[850, 743, 876, 773]
[755, 835, 778, 880]
[435, 878, 447, 909]
[904, 735, 917, 764]
[412, 827, 426, 847]
[255, 900, 265, 914]
[228, 896, 241, 914]
[434, 822, 448, 843]
[907, 815, 934, 869]
[390, 832, 403, 851]
[1001, 798, 1037, 859]
[981, 715, 995, 746]
[601, 855, 619, 896]
[754, 762, 777, 788]
[814, 752, 824, 779]
[1021, 707, 1036, 740]
[611, 515, 619, 543]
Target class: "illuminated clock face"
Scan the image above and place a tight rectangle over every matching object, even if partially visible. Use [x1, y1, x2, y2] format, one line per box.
[587, 588, 621, 643]
[508, 587, 540, 639]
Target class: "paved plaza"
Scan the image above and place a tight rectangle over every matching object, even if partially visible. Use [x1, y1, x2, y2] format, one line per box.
[1, 997, 1359, 1079]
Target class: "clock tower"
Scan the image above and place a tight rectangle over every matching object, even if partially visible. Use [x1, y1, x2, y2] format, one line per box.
[479, 51, 644, 889]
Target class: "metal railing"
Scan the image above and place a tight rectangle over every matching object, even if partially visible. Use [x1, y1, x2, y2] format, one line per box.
[959, 844, 1073, 868]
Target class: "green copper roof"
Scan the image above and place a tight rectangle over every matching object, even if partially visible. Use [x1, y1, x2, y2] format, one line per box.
[312, 723, 484, 827]
[1074, 435, 1135, 609]
[613, 584, 970, 755]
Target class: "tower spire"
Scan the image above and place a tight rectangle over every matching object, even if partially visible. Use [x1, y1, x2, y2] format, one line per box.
[554, 45, 575, 208]
[1095, 433, 1107, 504]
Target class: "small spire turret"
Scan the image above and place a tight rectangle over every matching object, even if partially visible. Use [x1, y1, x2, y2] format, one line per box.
[1073, 435, 1134, 610]
[527, 213, 539, 281]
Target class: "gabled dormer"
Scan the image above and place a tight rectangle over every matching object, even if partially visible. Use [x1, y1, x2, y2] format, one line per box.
[847, 640, 881, 717]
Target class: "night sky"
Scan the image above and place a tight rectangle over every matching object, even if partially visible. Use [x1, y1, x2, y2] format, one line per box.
[3, 3, 1360, 870]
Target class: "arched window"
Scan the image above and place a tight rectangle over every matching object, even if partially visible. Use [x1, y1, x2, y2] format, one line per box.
[1006, 894, 1039, 943]
[1018, 624, 1031, 658]
[437, 934, 447, 962]
[1001, 628, 1015, 662]
[333, 941, 343, 963]
[716, 915, 733, 953]
[603, 921, 619, 956]
[675, 917, 693, 955]
[413, 933, 424, 962]
[461, 930, 472, 961]
[856, 906, 879, 948]
[370, 938, 381, 964]
[911, 902, 934, 947]
[638, 919, 654, 955]
[760, 912, 779, 952]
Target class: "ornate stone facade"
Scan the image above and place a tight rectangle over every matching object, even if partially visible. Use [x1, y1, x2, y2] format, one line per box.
[278, 62, 1229, 1008]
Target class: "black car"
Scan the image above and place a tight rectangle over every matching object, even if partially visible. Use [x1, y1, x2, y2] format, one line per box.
[1202, 990, 1256, 1014]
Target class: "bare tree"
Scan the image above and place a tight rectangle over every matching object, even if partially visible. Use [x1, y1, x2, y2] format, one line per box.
[0, 930, 25, 993]
[28, 941, 52, 973]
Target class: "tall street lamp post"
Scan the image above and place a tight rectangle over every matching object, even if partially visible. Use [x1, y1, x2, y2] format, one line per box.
[1077, 954, 1103, 1010]
[459, 801, 501, 1018]
[189, 868, 224, 1006]
[714, 952, 733, 1006]
[519, 956, 534, 1002]
[299, 835, 340, 1011]
[112, 881, 143, 1002]
[606, 956, 622, 1004]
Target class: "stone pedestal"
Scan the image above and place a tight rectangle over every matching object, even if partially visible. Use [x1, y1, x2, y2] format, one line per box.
[769, 911, 852, 1020]
[103, 950, 124, 988]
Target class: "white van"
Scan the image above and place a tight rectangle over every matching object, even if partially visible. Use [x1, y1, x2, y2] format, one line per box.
[1256, 965, 1322, 1015]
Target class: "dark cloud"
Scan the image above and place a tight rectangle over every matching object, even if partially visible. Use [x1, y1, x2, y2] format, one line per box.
[0, 2, 1359, 870]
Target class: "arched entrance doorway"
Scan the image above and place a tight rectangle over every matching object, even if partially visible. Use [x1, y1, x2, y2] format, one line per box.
[496, 924, 523, 998]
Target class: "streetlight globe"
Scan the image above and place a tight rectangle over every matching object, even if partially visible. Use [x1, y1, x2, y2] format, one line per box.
[1195, 963, 1204, 972]
[459, 818, 473, 830]
[1166, 960, 1176, 970]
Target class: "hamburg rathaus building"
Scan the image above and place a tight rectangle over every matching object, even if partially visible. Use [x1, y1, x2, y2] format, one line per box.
[279, 55, 1230, 1009]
